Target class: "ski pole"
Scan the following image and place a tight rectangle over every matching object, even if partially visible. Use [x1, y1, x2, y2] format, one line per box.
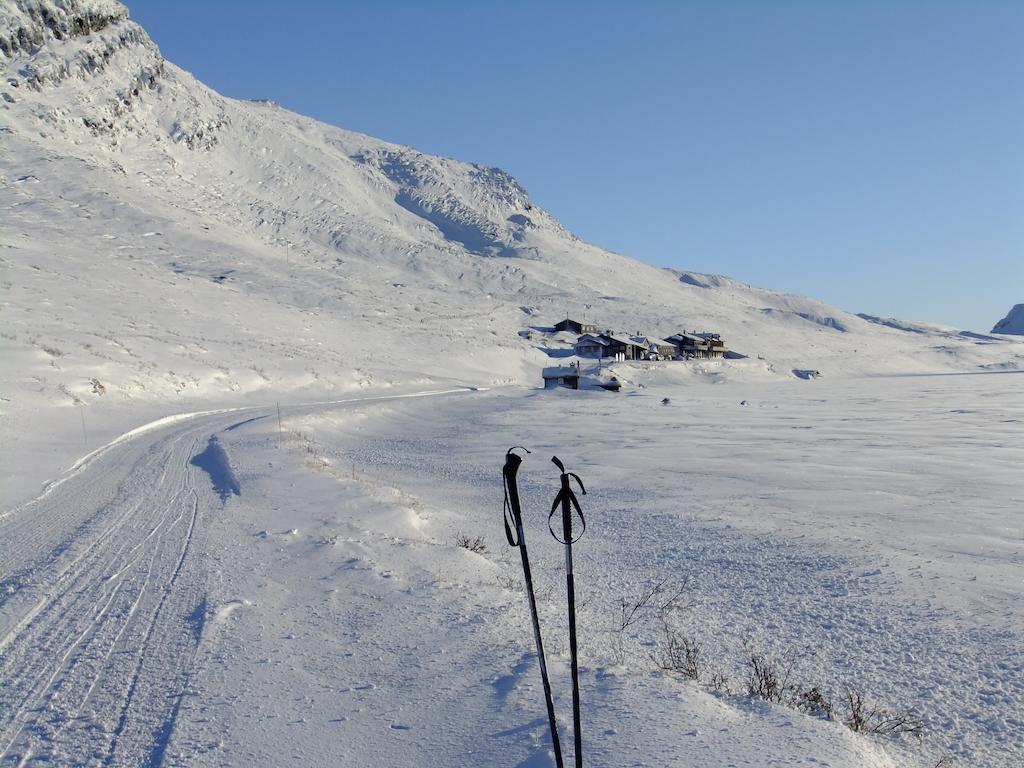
[549, 456, 587, 768]
[503, 447, 565, 768]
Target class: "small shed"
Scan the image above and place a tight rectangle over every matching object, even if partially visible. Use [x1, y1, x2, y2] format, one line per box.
[554, 318, 598, 335]
[543, 365, 580, 390]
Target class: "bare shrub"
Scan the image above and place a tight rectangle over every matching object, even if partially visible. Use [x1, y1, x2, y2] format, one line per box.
[610, 578, 688, 666]
[285, 430, 331, 472]
[738, 658, 923, 741]
[495, 571, 523, 593]
[843, 685, 923, 737]
[455, 532, 487, 555]
[304, 455, 330, 473]
[709, 670, 730, 693]
[844, 685, 869, 732]
[617, 577, 687, 633]
[652, 625, 701, 680]
[747, 653, 798, 705]
[796, 686, 833, 720]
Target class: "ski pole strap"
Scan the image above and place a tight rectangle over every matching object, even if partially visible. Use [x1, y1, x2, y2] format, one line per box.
[549, 456, 587, 544]
[502, 446, 530, 547]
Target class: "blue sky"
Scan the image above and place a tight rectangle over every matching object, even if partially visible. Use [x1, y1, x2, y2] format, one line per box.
[127, 0, 1022, 331]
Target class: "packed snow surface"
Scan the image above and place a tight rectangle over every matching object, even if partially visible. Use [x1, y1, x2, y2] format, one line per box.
[2, 1, 1023, 766]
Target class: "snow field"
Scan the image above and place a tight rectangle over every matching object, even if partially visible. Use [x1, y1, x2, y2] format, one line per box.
[1, 367, 1019, 766]
[145, 390, 895, 767]
[261, 376, 1022, 767]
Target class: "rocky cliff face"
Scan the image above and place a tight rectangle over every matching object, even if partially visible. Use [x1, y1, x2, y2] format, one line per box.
[0, 0, 127, 57]
[2, 0, 166, 152]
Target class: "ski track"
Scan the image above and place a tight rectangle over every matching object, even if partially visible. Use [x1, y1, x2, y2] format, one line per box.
[0, 388, 477, 767]
[0, 425, 207, 767]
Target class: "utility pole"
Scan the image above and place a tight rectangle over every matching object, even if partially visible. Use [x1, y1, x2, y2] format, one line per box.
[276, 402, 283, 446]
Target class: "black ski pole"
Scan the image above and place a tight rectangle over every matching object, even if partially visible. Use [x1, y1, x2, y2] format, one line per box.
[549, 456, 587, 768]
[503, 447, 565, 768]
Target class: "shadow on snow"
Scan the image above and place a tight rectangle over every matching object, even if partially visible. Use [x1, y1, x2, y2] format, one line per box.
[190, 436, 240, 502]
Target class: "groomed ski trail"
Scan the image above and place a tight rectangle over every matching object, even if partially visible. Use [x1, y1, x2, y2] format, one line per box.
[0, 388, 479, 767]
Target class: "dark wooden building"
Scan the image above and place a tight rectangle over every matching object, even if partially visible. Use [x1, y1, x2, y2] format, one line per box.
[574, 333, 611, 358]
[554, 318, 597, 335]
[667, 332, 728, 359]
[605, 334, 645, 360]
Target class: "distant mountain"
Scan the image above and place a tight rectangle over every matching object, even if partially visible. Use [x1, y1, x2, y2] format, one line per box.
[2, 0, 1021, 415]
[992, 305, 1024, 335]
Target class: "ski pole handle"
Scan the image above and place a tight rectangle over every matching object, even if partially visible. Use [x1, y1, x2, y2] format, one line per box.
[502, 447, 530, 546]
[548, 456, 586, 544]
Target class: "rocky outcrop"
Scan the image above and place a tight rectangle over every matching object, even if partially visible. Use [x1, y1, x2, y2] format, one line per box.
[352, 146, 565, 256]
[0, 0, 127, 58]
[0, 0, 184, 146]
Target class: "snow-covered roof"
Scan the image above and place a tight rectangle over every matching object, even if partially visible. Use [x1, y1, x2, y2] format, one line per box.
[668, 332, 709, 344]
[647, 337, 675, 348]
[543, 366, 580, 378]
[625, 335, 674, 349]
[606, 334, 641, 347]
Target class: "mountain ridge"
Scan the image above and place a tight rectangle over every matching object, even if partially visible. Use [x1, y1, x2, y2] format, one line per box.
[992, 304, 1024, 335]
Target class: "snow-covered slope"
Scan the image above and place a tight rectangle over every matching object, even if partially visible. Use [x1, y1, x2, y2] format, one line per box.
[3, 0, 1021, 425]
[991, 304, 1024, 335]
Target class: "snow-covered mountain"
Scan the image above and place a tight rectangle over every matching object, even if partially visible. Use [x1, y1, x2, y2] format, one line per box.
[992, 304, 1024, 335]
[2, 0, 1021, 417]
